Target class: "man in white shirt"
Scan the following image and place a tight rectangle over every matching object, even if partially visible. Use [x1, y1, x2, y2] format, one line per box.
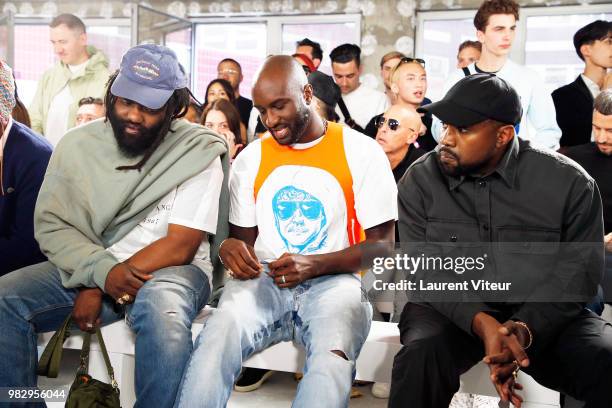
[330, 43, 389, 131]
[431, 0, 561, 151]
[176, 55, 397, 408]
[553, 20, 612, 149]
[29, 13, 110, 146]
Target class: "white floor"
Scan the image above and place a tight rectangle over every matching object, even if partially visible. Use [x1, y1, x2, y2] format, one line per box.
[227, 372, 387, 408]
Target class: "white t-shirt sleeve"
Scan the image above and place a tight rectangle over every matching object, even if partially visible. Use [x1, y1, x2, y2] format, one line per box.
[344, 129, 398, 230]
[168, 156, 224, 234]
[229, 141, 261, 228]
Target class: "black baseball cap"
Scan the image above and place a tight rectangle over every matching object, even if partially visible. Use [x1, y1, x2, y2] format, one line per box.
[418, 73, 522, 128]
[308, 71, 340, 108]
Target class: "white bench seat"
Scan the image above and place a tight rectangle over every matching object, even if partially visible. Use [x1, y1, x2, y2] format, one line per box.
[37, 308, 560, 408]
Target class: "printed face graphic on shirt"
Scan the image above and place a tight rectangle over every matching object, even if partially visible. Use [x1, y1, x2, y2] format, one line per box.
[272, 185, 327, 254]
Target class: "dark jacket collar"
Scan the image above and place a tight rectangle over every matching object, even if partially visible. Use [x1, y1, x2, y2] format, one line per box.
[573, 75, 594, 103]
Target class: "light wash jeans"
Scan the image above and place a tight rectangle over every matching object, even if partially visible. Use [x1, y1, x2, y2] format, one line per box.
[175, 273, 372, 408]
[0, 261, 210, 408]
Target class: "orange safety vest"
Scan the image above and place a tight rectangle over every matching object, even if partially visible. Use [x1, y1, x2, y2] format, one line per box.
[253, 122, 365, 246]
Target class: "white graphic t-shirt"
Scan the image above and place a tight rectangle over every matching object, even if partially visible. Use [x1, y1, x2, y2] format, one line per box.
[107, 157, 223, 285]
[229, 126, 398, 263]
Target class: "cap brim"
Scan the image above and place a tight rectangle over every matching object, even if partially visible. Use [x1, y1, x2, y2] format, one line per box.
[418, 99, 489, 128]
[110, 73, 173, 110]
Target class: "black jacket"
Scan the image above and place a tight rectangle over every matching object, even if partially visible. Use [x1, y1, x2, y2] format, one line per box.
[398, 138, 604, 352]
[552, 76, 594, 148]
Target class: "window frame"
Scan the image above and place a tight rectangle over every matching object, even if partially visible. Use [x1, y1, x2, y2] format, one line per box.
[415, 4, 612, 66]
[189, 13, 362, 58]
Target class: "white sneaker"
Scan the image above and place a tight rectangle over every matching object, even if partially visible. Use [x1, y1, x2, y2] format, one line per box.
[371, 382, 391, 399]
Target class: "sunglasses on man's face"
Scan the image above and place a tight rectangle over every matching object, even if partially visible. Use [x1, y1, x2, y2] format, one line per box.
[375, 116, 400, 131]
[399, 57, 426, 67]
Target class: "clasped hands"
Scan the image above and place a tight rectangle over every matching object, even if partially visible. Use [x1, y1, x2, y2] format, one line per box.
[219, 238, 319, 288]
[473, 313, 531, 407]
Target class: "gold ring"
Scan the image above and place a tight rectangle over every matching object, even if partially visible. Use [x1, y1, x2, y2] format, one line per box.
[117, 293, 133, 305]
[280, 275, 286, 284]
[512, 360, 520, 380]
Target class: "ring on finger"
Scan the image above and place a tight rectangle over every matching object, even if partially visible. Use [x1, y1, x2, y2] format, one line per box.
[116, 293, 133, 305]
[280, 275, 286, 284]
[512, 360, 520, 380]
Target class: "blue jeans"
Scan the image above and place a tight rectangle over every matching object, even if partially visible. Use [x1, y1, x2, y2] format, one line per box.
[0, 261, 210, 408]
[175, 273, 372, 408]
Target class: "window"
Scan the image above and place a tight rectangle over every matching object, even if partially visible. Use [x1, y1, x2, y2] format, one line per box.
[523, 8, 612, 94]
[416, 12, 475, 101]
[193, 23, 267, 102]
[12, 20, 130, 107]
[281, 21, 360, 76]
[416, 5, 612, 101]
[191, 14, 360, 103]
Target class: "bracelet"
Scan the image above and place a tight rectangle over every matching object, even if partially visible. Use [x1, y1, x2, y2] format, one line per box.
[515, 321, 533, 350]
[218, 239, 230, 269]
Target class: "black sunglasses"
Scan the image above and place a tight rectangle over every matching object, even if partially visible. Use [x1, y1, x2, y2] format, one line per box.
[399, 57, 426, 67]
[375, 116, 400, 131]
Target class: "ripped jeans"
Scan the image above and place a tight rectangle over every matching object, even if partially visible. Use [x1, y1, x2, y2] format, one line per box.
[175, 273, 372, 408]
[0, 261, 210, 408]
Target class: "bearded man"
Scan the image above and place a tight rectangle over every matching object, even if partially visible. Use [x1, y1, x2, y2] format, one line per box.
[175, 55, 397, 408]
[0, 44, 229, 408]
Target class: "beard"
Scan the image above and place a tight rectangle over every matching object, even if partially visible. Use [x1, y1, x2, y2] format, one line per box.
[436, 147, 492, 178]
[289, 103, 311, 144]
[108, 107, 165, 158]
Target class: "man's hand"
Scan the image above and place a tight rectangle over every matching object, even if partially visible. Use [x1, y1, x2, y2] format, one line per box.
[472, 313, 530, 407]
[604, 233, 612, 252]
[72, 287, 104, 332]
[104, 262, 153, 302]
[268, 253, 320, 288]
[219, 238, 262, 280]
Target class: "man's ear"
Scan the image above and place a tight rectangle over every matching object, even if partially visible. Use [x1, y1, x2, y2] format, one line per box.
[580, 44, 592, 61]
[476, 29, 485, 44]
[79, 32, 88, 48]
[496, 124, 515, 148]
[312, 58, 321, 69]
[303, 83, 313, 104]
[390, 82, 399, 95]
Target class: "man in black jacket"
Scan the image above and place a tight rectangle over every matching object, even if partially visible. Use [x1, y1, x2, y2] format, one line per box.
[391, 73, 611, 408]
[552, 20, 611, 150]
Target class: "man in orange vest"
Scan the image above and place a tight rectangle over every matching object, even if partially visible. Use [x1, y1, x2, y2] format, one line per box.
[175, 55, 397, 408]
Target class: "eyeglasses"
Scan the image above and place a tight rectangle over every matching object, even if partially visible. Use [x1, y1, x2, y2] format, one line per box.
[217, 69, 239, 76]
[275, 200, 323, 221]
[375, 116, 401, 131]
[399, 57, 426, 67]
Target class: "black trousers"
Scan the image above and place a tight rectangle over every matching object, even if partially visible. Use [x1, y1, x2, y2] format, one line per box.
[389, 303, 612, 408]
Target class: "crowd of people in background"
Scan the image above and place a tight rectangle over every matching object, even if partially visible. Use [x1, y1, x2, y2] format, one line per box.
[0, 0, 611, 407]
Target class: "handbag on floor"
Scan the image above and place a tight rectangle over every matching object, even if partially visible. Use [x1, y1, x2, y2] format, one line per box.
[37, 316, 121, 407]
